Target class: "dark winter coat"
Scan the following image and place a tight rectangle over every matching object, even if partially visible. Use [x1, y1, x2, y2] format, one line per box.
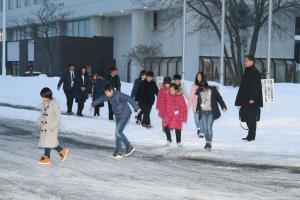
[74, 74, 92, 102]
[131, 78, 142, 98]
[196, 86, 227, 120]
[92, 79, 107, 107]
[136, 80, 159, 105]
[235, 66, 263, 108]
[57, 70, 76, 91]
[106, 74, 121, 91]
[91, 90, 139, 120]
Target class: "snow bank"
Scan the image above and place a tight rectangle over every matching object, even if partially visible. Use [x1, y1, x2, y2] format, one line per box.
[0, 75, 300, 166]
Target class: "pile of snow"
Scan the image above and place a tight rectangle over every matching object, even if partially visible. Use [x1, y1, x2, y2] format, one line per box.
[0, 75, 299, 166]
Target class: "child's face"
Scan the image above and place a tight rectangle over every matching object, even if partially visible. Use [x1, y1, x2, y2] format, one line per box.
[169, 87, 176, 95]
[197, 74, 202, 82]
[146, 76, 153, 82]
[42, 97, 49, 102]
[165, 83, 170, 89]
[141, 75, 146, 80]
[105, 90, 113, 97]
[174, 79, 181, 85]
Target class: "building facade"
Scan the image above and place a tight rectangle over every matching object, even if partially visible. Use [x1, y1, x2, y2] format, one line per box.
[0, 0, 299, 83]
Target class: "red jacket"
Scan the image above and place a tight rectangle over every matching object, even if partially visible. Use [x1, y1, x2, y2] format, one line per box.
[156, 87, 169, 118]
[163, 94, 188, 130]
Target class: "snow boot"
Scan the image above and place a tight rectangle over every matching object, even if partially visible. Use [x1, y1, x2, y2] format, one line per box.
[58, 147, 69, 161]
[38, 156, 50, 165]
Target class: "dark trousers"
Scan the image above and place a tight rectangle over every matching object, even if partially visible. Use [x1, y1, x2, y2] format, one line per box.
[164, 126, 181, 143]
[44, 145, 63, 158]
[77, 97, 85, 116]
[94, 105, 100, 116]
[64, 88, 74, 113]
[108, 102, 114, 120]
[243, 106, 259, 140]
[138, 103, 152, 125]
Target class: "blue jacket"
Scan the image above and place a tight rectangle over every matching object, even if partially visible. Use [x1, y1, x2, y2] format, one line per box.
[92, 79, 107, 99]
[91, 90, 139, 120]
[131, 78, 141, 98]
[57, 70, 76, 91]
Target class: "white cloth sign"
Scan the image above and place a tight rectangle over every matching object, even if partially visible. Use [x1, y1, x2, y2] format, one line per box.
[261, 79, 274, 103]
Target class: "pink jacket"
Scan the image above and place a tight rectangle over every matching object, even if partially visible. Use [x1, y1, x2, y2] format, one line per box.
[187, 84, 199, 113]
[163, 94, 188, 130]
[156, 87, 169, 118]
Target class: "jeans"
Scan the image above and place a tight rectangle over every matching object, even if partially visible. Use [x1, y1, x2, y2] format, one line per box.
[94, 104, 100, 116]
[44, 145, 63, 158]
[115, 117, 131, 153]
[194, 112, 204, 131]
[202, 111, 214, 144]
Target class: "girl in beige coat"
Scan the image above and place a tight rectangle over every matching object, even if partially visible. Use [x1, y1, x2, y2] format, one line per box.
[37, 87, 68, 165]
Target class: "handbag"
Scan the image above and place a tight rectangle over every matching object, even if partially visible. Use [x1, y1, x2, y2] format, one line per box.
[239, 107, 261, 122]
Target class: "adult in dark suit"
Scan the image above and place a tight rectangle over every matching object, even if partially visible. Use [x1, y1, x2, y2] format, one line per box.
[235, 55, 263, 142]
[106, 67, 121, 120]
[57, 63, 76, 115]
[74, 65, 92, 117]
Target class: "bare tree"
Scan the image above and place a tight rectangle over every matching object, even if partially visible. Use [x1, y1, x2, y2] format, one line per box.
[23, 0, 70, 75]
[133, 0, 300, 85]
[124, 44, 163, 68]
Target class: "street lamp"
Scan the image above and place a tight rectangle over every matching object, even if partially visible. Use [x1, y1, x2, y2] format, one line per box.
[2, 0, 6, 76]
[182, 0, 186, 80]
[220, 0, 225, 85]
[267, 0, 273, 79]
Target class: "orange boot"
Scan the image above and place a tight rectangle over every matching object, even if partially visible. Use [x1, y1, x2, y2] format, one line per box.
[58, 147, 69, 161]
[38, 156, 50, 165]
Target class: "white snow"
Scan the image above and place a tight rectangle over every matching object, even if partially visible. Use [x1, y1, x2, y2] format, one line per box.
[0, 75, 299, 167]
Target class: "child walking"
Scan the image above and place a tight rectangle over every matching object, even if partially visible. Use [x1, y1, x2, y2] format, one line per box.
[92, 72, 106, 117]
[163, 84, 187, 147]
[37, 87, 68, 165]
[187, 72, 205, 138]
[196, 81, 227, 150]
[90, 84, 141, 159]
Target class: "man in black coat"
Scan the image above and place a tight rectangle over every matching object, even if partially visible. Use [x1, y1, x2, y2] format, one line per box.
[106, 67, 121, 120]
[57, 63, 76, 115]
[136, 71, 158, 128]
[235, 55, 263, 142]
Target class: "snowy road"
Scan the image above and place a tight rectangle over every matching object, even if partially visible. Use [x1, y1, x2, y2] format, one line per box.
[0, 117, 299, 200]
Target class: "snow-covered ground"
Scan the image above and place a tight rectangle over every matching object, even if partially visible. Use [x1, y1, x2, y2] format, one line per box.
[0, 75, 299, 167]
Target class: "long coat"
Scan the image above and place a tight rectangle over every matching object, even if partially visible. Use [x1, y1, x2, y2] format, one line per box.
[235, 66, 263, 108]
[91, 90, 139, 121]
[37, 99, 61, 148]
[92, 79, 107, 107]
[131, 78, 142, 98]
[156, 86, 169, 118]
[196, 86, 227, 120]
[74, 74, 92, 103]
[106, 74, 121, 91]
[136, 80, 158, 105]
[163, 94, 188, 130]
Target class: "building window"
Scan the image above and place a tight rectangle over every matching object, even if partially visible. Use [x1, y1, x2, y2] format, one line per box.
[8, 0, 14, 9]
[25, 0, 31, 7]
[153, 11, 158, 30]
[65, 19, 90, 37]
[34, 0, 40, 5]
[0, 0, 3, 11]
[16, 0, 22, 8]
[296, 17, 300, 35]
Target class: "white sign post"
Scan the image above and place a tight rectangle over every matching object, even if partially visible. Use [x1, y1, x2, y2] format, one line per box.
[261, 79, 274, 111]
[156, 76, 164, 88]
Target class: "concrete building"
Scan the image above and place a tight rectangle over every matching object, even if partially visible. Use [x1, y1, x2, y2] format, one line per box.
[0, 0, 299, 83]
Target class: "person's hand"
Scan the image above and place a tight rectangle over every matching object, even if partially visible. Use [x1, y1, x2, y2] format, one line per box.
[36, 123, 41, 129]
[49, 128, 55, 132]
[249, 100, 255, 104]
[136, 108, 142, 113]
[81, 87, 86, 91]
[222, 108, 227, 112]
[89, 106, 94, 113]
[174, 111, 179, 115]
